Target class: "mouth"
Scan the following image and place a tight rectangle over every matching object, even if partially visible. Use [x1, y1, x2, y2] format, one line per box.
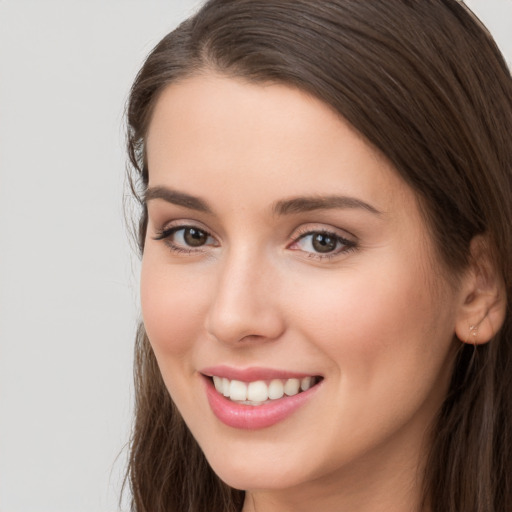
[205, 374, 323, 406]
[200, 366, 324, 429]
[201, 369, 323, 429]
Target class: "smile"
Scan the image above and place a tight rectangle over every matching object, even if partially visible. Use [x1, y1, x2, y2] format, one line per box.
[201, 369, 323, 429]
[211, 376, 321, 405]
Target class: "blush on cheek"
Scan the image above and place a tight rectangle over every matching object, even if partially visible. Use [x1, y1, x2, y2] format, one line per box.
[292, 267, 429, 377]
[140, 273, 205, 357]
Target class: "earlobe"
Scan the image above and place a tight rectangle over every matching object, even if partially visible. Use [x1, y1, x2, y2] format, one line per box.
[454, 235, 506, 345]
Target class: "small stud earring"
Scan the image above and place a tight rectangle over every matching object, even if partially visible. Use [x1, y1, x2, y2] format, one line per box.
[469, 324, 479, 343]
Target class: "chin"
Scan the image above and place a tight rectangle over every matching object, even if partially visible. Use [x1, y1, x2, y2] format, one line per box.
[200, 440, 315, 492]
[212, 462, 305, 492]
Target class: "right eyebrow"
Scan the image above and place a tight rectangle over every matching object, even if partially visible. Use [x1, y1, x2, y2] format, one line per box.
[273, 194, 382, 216]
[144, 186, 212, 213]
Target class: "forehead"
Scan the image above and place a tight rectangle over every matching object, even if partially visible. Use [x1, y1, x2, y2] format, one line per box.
[146, 74, 413, 213]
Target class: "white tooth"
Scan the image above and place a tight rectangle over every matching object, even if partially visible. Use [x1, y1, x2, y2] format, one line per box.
[284, 378, 300, 396]
[222, 378, 230, 397]
[300, 376, 312, 391]
[213, 376, 223, 393]
[247, 381, 268, 402]
[229, 380, 248, 401]
[268, 379, 284, 399]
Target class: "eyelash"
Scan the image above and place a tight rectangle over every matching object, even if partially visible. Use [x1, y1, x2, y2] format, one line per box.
[153, 225, 217, 255]
[288, 227, 358, 260]
[153, 224, 358, 260]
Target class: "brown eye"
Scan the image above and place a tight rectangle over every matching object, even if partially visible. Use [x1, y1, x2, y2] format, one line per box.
[183, 227, 208, 247]
[289, 229, 357, 259]
[154, 225, 216, 253]
[311, 233, 338, 253]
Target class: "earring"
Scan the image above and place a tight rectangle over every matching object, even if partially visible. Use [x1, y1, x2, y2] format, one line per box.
[468, 324, 479, 343]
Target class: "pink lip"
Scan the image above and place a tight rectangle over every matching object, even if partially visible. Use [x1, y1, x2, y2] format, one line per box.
[201, 373, 322, 430]
[200, 365, 317, 382]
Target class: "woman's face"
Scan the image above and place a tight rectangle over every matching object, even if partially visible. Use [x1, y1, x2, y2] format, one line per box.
[142, 74, 463, 501]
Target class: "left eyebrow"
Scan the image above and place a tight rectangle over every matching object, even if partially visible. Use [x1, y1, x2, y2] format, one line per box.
[144, 186, 212, 213]
[273, 195, 382, 216]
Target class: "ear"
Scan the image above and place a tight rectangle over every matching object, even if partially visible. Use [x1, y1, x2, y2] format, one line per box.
[454, 235, 506, 345]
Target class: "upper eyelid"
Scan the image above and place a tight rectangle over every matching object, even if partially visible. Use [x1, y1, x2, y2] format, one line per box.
[156, 224, 216, 242]
[290, 223, 357, 241]
[152, 218, 215, 235]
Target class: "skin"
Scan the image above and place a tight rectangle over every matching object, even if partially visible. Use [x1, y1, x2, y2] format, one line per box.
[141, 73, 473, 512]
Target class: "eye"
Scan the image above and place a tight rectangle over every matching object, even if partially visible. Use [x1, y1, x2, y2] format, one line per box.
[154, 225, 218, 253]
[174, 227, 209, 247]
[289, 229, 357, 258]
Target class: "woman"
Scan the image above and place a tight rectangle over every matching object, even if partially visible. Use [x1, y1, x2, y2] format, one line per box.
[125, 1, 512, 511]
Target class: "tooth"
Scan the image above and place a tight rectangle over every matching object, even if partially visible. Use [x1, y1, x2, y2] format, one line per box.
[300, 376, 312, 391]
[229, 380, 248, 401]
[222, 378, 230, 397]
[213, 376, 223, 393]
[268, 379, 284, 399]
[284, 378, 300, 396]
[247, 381, 268, 402]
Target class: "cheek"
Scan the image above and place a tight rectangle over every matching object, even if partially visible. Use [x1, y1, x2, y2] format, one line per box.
[287, 259, 454, 386]
[284, 262, 457, 456]
[140, 255, 208, 358]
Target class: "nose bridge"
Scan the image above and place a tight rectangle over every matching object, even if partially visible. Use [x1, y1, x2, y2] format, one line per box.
[205, 243, 284, 344]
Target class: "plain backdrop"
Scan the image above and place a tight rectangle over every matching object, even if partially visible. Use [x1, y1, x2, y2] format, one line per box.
[0, 1, 510, 511]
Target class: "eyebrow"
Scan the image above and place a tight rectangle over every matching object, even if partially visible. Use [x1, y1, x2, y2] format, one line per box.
[273, 195, 381, 216]
[144, 186, 212, 213]
[144, 186, 381, 216]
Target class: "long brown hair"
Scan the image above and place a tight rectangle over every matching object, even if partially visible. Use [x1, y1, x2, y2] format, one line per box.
[125, 1, 512, 510]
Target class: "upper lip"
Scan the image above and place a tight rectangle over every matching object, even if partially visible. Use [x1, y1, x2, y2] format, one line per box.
[200, 365, 321, 382]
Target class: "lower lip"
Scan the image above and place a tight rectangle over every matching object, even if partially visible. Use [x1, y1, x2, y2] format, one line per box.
[203, 376, 321, 430]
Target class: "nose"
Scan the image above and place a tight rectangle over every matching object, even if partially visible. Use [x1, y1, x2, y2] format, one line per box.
[205, 248, 286, 345]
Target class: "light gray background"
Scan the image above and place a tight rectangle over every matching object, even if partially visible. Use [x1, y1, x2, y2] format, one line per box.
[0, 1, 510, 511]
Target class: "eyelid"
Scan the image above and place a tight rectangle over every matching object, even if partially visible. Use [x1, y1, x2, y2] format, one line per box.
[152, 220, 219, 254]
[287, 223, 358, 259]
[290, 223, 357, 243]
[152, 217, 216, 238]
